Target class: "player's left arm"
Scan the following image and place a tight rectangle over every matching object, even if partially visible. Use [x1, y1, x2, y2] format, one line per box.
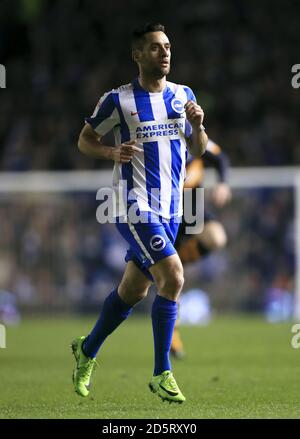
[185, 100, 208, 158]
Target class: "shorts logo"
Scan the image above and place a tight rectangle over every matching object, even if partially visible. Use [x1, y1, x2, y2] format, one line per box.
[171, 98, 184, 114]
[150, 235, 166, 252]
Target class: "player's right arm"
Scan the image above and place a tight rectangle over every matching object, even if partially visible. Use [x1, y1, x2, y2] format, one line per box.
[78, 91, 142, 163]
[78, 124, 142, 163]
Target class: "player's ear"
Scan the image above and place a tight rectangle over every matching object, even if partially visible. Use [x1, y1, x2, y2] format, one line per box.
[132, 49, 141, 63]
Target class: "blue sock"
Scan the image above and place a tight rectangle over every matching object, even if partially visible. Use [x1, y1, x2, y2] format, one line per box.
[83, 288, 132, 358]
[151, 294, 178, 375]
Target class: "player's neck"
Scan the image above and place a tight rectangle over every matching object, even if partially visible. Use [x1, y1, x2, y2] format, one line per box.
[138, 74, 166, 93]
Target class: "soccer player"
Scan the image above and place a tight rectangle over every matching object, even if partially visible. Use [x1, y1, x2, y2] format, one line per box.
[171, 139, 231, 357]
[71, 23, 207, 404]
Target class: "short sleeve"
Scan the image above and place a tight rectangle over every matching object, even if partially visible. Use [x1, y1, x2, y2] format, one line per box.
[85, 92, 120, 136]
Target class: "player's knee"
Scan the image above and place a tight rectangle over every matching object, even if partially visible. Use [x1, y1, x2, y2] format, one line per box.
[172, 271, 185, 293]
[133, 289, 149, 302]
[118, 282, 148, 305]
[158, 269, 184, 298]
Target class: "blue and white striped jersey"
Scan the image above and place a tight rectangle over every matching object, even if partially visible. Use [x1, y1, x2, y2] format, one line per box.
[85, 78, 197, 219]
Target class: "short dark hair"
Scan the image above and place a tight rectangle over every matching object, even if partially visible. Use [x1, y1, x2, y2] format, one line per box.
[131, 23, 165, 50]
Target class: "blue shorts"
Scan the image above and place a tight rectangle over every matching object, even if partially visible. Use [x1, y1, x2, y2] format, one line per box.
[115, 212, 181, 281]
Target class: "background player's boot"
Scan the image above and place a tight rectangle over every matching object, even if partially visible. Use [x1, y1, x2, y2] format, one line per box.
[170, 326, 185, 359]
[71, 336, 97, 397]
[149, 370, 186, 403]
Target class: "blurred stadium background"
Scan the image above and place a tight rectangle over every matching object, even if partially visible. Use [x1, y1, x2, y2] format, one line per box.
[0, 0, 298, 321]
[0, 0, 300, 419]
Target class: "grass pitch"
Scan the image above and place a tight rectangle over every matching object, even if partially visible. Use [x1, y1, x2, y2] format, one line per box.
[0, 315, 299, 419]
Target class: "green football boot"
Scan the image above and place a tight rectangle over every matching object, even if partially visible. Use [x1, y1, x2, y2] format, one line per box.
[71, 336, 97, 397]
[149, 370, 186, 404]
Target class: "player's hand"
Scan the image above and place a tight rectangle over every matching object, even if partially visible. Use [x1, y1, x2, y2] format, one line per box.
[112, 140, 143, 163]
[185, 100, 204, 128]
[212, 183, 232, 207]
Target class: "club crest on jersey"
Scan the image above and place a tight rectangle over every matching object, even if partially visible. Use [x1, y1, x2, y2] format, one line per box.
[171, 98, 184, 114]
[150, 235, 166, 252]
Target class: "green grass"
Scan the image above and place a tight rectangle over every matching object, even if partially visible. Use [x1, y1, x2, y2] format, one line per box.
[0, 315, 299, 418]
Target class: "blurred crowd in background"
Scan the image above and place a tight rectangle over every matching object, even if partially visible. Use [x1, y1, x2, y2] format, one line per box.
[0, 0, 298, 317]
